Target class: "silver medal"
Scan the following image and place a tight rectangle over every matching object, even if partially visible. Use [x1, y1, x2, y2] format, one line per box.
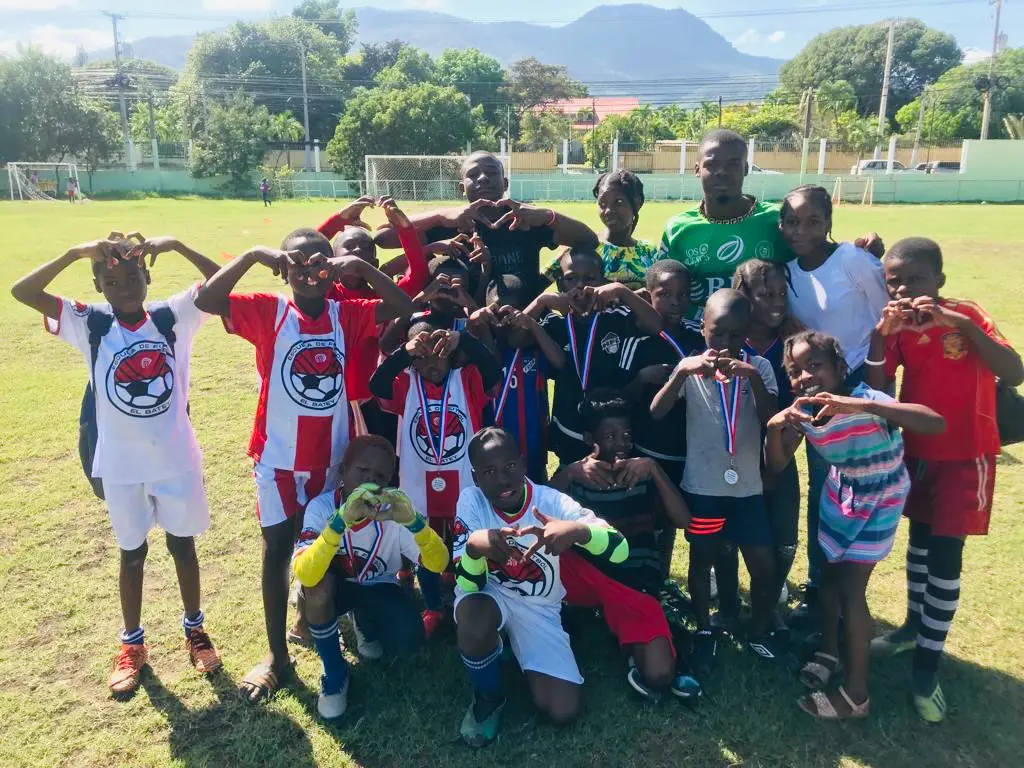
[431, 476, 447, 492]
[724, 468, 739, 486]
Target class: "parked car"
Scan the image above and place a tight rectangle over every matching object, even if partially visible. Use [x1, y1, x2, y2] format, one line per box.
[750, 163, 783, 175]
[924, 161, 961, 174]
[850, 159, 906, 175]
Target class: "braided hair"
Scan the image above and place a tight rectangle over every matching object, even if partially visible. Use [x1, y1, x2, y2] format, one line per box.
[781, 185, 834, 242]
[782, 330, 848, 388]
[593, 170, 646, 232]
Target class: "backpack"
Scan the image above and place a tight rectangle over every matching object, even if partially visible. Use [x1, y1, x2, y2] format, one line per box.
[996, 379, 1024, 446]
[79, 306, 178, 500]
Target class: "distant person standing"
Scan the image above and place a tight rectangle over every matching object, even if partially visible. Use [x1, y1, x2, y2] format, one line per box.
[66, 177, 78, 204]
[259, 177, 271, 207]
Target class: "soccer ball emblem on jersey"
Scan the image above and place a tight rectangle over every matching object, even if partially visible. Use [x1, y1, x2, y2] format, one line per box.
[410, 403, 469, 465]
[106, 340, 174, 417]
[340, 545, 387, 581]
[281, 339, 345, 410]
[488, 539, 555, 598]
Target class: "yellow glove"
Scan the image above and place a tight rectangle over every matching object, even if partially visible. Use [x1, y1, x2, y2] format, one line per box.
[336, 483, 382, 528]
[375, 488, 417, 527]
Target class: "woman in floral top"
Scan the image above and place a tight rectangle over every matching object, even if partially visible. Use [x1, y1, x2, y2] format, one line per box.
[594, 170, 659, 291]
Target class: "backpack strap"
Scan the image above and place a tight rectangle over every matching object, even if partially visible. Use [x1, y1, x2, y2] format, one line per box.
[86, 309, 115, 386]
[150, 305, 178, 350]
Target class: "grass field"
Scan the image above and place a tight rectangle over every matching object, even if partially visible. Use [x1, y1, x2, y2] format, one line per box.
[1, 199, 1023, 768]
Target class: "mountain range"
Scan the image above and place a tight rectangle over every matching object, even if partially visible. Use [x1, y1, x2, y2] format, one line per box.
[92, 3, 782, 103]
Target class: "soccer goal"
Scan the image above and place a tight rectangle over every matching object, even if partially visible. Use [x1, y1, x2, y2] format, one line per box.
[7, 162, 82, 201]
[364, 154, 511, 201]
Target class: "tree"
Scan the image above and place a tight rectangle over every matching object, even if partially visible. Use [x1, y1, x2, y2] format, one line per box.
[375, 47, 435, 89]
[1004, 115, 1024, 140]
[780, 20, 962, 119]
[834, 110, 881, 162]
[434, 48, 504, 118]
[339, 40, 408, 89]
[584, 105, 674, 166]
[189, 93, 303, 192]
[720, 103, 800, 140]
[291, 0, 357, 45]
[501, 57, 587, 131]
[77, 101, 122, 189]
[518, 109, 571, 151]
[326, 83, 475, 178]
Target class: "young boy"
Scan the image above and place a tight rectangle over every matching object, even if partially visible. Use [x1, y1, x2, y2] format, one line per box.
[866, 237, 1023, 723]
[370, 322, 501, 637]
[453, 427, 629, 747]
[259, 177, 271, 206]
[526, 248, 662, 467]
[11, 233, 224, 695]
[551, 389, 702, 702]
[650, 288, 781, 669]
[468, 274, 566, 482]
[374, 151, 597, 296]
[292, 435, 449, 720]
[194, 228, 415, 703]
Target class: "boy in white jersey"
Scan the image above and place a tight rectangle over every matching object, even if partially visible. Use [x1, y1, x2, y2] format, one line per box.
[12, 233, 223, 696]
[452, 427, 629, 747]
[195, 227, 415, 703]
[292, 436, 449, 720]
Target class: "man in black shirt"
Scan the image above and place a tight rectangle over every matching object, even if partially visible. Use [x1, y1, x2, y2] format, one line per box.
[375, 152, 597, 297]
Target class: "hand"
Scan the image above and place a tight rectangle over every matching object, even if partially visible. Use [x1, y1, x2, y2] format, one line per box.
[316, 253, 366, 282]
[126, 236, 180, 268]
[854, 232, 885, 259]
[377, 196, 411, 230]
[337, 195, 376, 229]
[567, 445, 619, 490]
[404, 330, 433, 358]
[425, 234, 474, 260]
[519, 510, 589, 559]
[802, 392, 866, 419]
[637, 364, 673, 387]
[448, 276, 475, 308]
[467, 232, 491, 272]
[716, 355, 760, 381]
[468, 528, 524, 565]
[767, 402, 814, 431]
[375, 488, 417, 526]
[503, 307, 536, 332]
[337, 482, 383, 526]
[591, 282, 628, 311]
[467, 304, 498, 333]
[73, 234, 133, 265]
[430, 329, 459, 359]
[568, 286, 599, 316]
[676, 350, 718, 378]
[247, 247, 303, 283]
[490, 200, 552, 232]
[876, 300, 913, 336]
[443, 199, 499, 233]
[634, 287, 652, 303]
[611, 457, 655, 487]
[911, 296, 968, 330]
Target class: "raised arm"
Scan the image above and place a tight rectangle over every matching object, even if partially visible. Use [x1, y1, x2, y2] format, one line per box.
[194, 247, 293, 318]
[920, 298, 1024, 386]
[807, 392, 946, 435]
[133, 236, 221, 280]
[650, 354, 713, 420]
[369, 347, 413, 400]
[11, 239, 113, 317]
[593, 282, 662, 335]
[455, 331, 502, 391]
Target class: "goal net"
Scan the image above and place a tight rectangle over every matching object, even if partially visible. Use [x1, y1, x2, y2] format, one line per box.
[364, 154, 511, 201]
[7, 162, 82, 202]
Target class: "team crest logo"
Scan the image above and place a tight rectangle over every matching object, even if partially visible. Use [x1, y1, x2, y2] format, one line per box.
[105, 340, 174, 417]
[717, 235, 745, 265]
[338, 544, 387, 581]
[409, 403, 469, 465]
[755, 240, 774, 260]
[452, 517, 470, 552]
[488, 539, 555, 598]
[281, 340, 345, 410]
[521, 355, 537, 375]
[941, 332, 967, 360]
[72, 301, 90, 317]
[600, 332, 621, 355]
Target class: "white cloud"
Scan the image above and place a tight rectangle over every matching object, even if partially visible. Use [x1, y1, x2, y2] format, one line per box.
[202, 0, 272, 10]
[0, 0, 77, 8]
[732, 28, 760, 46]
[0, 25, 108, 59]
[768, 30, 786, 43]
[962, 47, 990, 64]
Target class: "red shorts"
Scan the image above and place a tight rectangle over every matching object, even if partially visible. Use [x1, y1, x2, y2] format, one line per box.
[559, 550, 674, 655]
[904, 456, 996, 537]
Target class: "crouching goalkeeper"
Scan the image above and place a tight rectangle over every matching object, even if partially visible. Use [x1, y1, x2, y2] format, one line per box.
[292, 435, 449, 721]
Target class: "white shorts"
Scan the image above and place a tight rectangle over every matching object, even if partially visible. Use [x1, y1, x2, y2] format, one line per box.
[253, 462, 341, 529]
[103, 471, 210, 551]
[455, 586, 583, 685]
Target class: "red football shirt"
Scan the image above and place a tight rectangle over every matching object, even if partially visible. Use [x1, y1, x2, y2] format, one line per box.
[884, 298, 1008, 460]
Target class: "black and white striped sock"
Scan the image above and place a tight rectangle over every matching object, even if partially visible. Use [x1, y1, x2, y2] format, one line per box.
[906, 543, 929, 625]
[914, 535, 964, 682]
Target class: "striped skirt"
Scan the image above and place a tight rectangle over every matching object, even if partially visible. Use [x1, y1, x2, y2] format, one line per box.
[818, 465, 910, 564]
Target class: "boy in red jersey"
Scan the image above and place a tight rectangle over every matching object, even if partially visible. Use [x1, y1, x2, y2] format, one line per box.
[866, 237, 1022, 723]
[195, 228, 415, 703]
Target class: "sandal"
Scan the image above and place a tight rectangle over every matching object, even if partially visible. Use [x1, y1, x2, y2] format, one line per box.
[239, 659, 294, 704]
[799, 652, 842, 690]
[798, 685, 870, 720]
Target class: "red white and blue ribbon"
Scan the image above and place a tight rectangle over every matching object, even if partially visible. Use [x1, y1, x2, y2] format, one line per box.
[659, 330, 687, 360]
[415, 372, 452, 466]
[495, 348, 522, 423]
[715, 351, 746, 458]
[346, 521, 383, 584]
[566, 313, 599, 392]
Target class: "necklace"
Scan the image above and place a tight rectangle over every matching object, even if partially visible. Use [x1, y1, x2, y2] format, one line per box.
[699, 196, 757, 225]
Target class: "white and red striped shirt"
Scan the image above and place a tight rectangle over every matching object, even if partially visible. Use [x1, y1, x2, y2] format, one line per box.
[228, 293, 376, 471]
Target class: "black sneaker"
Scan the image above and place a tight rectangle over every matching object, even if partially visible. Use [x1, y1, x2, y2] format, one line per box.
[748, 630, 788, 662]
[787, 583, 819, 632]
[671, 657, 703, 702]
[691, 629, 718, 673]
[710, 610, 741, 637]
[626, 657, 663, 704]
[661, 579, 692, 615]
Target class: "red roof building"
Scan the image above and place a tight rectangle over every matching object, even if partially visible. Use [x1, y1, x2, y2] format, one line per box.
[531, 97, 642, 130]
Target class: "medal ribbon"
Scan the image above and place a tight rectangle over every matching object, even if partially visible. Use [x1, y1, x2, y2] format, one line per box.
[495, 349, 522, 424]
[659, 330, 687, 360]
[566, 313, 599, 392]
[715, 351, 746, 458]
[415, 372, 452, 466]
[345, 521, 383, 584]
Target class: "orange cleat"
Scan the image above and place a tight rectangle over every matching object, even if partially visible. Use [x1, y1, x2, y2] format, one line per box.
[422, 609, 445, 640]
[109, 643, 149, 695]
[186, 628, 223, 675]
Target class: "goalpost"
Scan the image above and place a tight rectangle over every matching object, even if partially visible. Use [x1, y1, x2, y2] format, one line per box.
[7, 162, 82, 202]
[363, 153, 511, 201]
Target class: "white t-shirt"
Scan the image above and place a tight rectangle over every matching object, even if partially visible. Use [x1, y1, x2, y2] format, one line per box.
[787, 242, 889, 370]
[296, 488, 421, 585]
[452, 480, 600, 607]
[45, 287, 208, 484]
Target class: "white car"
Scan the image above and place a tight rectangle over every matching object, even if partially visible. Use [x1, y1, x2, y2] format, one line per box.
[750, 164, 783, 175]
[850, 159, 906, 175]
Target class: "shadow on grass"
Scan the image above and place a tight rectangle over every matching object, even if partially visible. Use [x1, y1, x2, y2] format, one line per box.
[141, 669, 315, 768]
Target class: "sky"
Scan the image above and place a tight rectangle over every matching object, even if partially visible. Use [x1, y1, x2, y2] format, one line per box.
[0, 0, 1020, 66]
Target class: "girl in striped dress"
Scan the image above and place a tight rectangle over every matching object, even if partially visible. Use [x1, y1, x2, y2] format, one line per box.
[766, 331, 944, 721]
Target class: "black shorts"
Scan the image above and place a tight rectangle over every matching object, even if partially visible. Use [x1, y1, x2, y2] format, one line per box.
[683, 492, 772, 547]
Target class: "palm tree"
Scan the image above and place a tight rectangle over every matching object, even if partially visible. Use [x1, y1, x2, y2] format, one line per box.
[1003, 115, 1024, 140]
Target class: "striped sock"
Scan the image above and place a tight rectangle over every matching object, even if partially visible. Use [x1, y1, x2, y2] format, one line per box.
[906, 544, 929, 625]
[461, 638, 504, 697]
[309, 619, 349, 696]
[914, 535, 964, 687]
[120, 626, 145, 645]
[182, 610, 205, 637]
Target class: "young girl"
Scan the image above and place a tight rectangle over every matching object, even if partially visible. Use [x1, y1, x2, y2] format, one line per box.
[780, 184, 889, 629]
[766, 331, 944, 721]
[592, 171, 659, 291]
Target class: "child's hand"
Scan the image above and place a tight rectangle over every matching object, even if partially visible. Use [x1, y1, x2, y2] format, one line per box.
[504, 307, 536, 332]
[911, 296, 969, 330]
[490, 200, 553, 232]
[431, 329, 460, 359]
[467, 304, 497, 333]
[854, 232, 885, 259]
[876, 300, 911, 336]
[375, 488, 417, 526]
[612, 457, 655, 487]
[676, 350, 718, 378]
[467, 233, 491, 273]
[449, 276, 474, 308]
[246, 247, 303, 282]
[378, 196, 411, 230]
[445, 199, 498, 233]
[567, 445, 619, 490]
[336, 483, 383, 526]
[803, 392, 865, 419]
[568, 286, 599, 316]
[337, 195, 376, 228]
[767, 402, 814, 431]
[468, 528, 524, 565]
[591, 282, 627, 311]
[405, 330, 433, 358]
[716, 355, 760, 381]
[425, 234, 473, 260]
[519, 510, 589, 558]
[318, 253, 366, 282]
[126, 236, 180, 268]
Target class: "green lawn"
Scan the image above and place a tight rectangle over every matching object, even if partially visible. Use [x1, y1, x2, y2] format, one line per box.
[0, 199, 1023, 768]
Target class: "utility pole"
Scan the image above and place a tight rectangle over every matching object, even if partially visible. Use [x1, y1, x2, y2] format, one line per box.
[299, 44, 312, 171]
[718, 96, 723, 126]
[980, 0, 1003, 140]
[802, 87, 815, 138]
[872, 18, 897, 159]
[147, 95, 159, 171]
[104, 12, 134, 170]
[911, 87, 927, 166]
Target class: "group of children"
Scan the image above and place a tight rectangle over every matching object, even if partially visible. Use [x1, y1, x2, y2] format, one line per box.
[12, 138, 1021, 745]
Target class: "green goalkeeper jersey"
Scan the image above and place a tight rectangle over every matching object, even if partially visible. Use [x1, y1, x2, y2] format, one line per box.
[658, 199, 792, 318]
